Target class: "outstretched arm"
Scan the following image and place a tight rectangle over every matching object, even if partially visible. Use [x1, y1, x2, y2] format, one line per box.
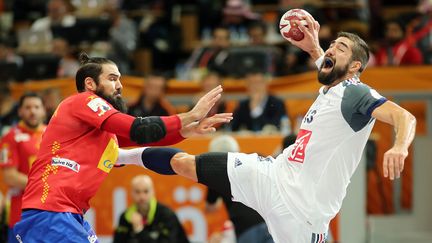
[103, 85, 225, 146]
[371, 101, 416, 180]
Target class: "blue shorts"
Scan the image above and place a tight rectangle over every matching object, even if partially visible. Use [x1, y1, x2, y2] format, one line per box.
[9, 227, 18, 243]
[13, 209, 98, 243]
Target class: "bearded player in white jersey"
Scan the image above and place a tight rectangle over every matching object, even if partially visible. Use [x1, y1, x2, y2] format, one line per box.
[120, 15, 416, 243]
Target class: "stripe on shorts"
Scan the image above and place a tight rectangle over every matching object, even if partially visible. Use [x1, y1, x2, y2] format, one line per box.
[311, 232, 327, 243]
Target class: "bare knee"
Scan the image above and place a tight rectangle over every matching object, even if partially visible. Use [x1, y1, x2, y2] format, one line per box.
[171, 152, 197, 182]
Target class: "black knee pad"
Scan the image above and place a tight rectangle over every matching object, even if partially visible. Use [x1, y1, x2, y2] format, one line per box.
[196, 152, 231, 198]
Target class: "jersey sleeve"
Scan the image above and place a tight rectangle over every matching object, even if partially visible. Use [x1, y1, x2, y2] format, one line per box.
[0, 132, 19, 168]
[71, 93, 120, 129]
[343, 84, 387, 117]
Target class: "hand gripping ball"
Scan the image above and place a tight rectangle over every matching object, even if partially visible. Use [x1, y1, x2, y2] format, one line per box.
[279, 9, 314, 41]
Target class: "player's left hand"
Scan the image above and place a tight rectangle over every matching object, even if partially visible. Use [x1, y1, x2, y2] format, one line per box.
[383, 146, 408, 180]
[180, 113, 233, 138]
[190, 85, 223, 121]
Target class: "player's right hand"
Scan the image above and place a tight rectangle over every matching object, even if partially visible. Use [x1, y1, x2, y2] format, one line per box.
[287, 15, 324, 61]
[180, 113, 233, 138]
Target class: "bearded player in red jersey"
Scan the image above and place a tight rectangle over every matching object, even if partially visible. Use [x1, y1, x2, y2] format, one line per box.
[0, 93, 46, 243]
[13, 53, 232, 243]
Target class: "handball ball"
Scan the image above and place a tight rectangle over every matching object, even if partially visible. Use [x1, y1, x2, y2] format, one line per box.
[279, 9, 313, 41]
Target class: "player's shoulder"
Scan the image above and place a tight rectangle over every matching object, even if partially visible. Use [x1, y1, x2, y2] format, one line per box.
[341, 77, 373, 97]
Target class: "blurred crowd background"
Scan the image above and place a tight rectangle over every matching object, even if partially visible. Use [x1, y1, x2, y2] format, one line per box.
[0, 0, 431, 242]
[0, 0, 431, 82]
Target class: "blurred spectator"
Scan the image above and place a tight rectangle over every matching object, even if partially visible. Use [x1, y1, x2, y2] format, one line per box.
[0, 37, 22, 67]
[31, 0, 76, 31]
[0, 88, 19, 135]
[51, 38, 79, 77]
[113, 175, 189, 243]
[194, 72, 226, 118]
[222, 0, 259, 33]
[206, 135, 274, 243]
[247, 21, 267, 45]
[12, 0, 47, 25]
[0, 93, 46, 243]
[41, 88, 62, 124]
[197, 0, 225, 33]
[231, 72, 286, 132]
[185, 26, 231, 79]
[134, 0, 180, 73]
[409, 0, 432, 64]
[105, 0, 138, 74]
[246, 21, 285, 76]
[375, 19, 423, 66]
[0, 192, 8, 243]
[128, 73, 176, 117]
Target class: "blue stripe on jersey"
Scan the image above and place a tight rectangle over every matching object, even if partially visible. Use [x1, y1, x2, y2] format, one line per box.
[366, 97, 387, 117]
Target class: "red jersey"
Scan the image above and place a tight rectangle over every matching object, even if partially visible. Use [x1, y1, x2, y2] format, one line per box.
[22, 92, 124, 214]
[0, 122, 46, 227]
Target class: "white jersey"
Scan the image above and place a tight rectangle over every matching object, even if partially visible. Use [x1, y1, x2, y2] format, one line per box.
[274, 77, 387, 232]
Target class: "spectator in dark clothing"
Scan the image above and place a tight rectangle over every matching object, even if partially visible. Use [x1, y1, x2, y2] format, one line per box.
[128, 73, 175, 117]
[184, 26, 231, 78]
[231, 72, 286, 132]
[113, 175, 189, 243]
[206, 135, 273, 243]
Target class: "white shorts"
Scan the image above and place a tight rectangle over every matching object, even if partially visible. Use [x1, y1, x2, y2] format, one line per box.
[226, 152, 328, 243]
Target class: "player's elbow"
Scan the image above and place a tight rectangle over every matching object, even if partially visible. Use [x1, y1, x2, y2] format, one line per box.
[130, 117, 167, 144]
[401, 109, 416, 126]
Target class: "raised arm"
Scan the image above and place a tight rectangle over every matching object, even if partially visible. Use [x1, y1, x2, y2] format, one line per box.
[286, 15, 324, 62]
[102, 85, 225, 147]
[371, 101, 416, 180]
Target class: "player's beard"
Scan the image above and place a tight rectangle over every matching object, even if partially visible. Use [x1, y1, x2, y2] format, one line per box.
[318, 62, 349, 86]
[95, 88, 127, 113]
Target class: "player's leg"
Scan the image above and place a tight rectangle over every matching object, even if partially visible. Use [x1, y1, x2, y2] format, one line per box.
[260, 181, 328, 243]
[14, 210, 97, 243]
[171, 152, 276, 212]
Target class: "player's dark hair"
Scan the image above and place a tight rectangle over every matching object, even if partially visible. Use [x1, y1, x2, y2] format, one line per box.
[337, 32, 370, 73]
[18, 92, 43, 108]
[75, 52, 115, 92]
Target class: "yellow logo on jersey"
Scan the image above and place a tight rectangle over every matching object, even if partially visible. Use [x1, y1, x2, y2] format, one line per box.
[97, 138, 118, 173]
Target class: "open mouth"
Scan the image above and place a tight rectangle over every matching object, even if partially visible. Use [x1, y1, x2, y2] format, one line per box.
[321, 57, 335, 71]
